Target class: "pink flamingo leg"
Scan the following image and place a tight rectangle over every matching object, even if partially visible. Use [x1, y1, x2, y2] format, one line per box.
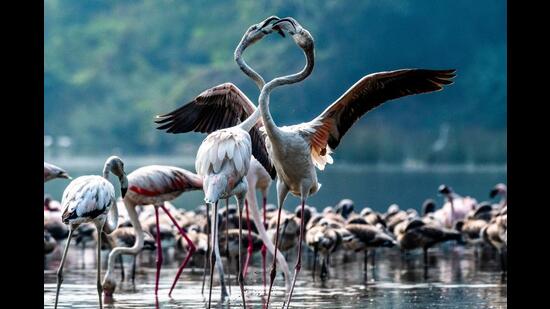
[285, 198, 307, 308]
[261, 196, 267, 291]
[154, 206, 163, 296]
[243, 199, 253, 279]
[160, 204, 197, 297]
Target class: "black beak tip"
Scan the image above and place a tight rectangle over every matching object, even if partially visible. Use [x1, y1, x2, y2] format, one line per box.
[489, 189, 498, 198]
[121, 188, 127, 198]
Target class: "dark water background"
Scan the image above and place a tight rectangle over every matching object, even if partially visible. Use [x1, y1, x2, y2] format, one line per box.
[44, 158, 506, 213]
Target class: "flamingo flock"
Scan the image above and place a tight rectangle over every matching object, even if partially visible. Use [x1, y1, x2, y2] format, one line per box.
[43, 16, 506, 309]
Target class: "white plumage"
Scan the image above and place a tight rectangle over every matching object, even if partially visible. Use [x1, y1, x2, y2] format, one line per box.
[54, 156, 127, 309]
[61, 176, 115, 226]
[196, 128, 251, 178]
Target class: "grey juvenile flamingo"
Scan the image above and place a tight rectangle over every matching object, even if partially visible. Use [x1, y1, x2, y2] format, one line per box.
[54, 156, 126, 309]
[44, 162, 71, 182]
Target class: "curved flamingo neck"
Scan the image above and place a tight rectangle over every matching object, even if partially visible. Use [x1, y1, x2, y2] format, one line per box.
[100, 165, 121, 233]
[235, 38, 265, 133]
[103, 199, 144, 287]
[259, 46, 314, 140]
[235, 42, 265, 89]
[500, 192, 507, 208]
[103, 201, 119, 234]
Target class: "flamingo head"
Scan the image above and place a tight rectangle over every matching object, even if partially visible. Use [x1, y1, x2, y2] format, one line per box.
[490, 183, 507, 198]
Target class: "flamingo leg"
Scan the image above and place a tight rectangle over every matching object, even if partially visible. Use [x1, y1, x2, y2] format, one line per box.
[237, 195, 247, 307]
[364, 249, 368, 283]
[500, 249, 506, 273]
[95, 222, 104, 309]
[261, 195, 267, 291]
[243, 199, 253, 279]
[320, 255, 328, 281]
[225, 199, 231, 294]
[119, 255, 125, 282]
[81, 241, 86, 269]
[160, 203, 196, 297]
[423, 247, 429, 279]
[208, 201, 219, 308]
[285, 197, 307, 308]
[312, 247, 317, 281]
[54, 228, 74, 309]
[132, 255, 136, 284]
[154, 206, 163, 296]
[201, 204, 210, 295]
[267, 182, 289, 305]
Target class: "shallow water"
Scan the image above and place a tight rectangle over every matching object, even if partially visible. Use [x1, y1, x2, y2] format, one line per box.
[44, 245, 507, 308]
[44, 159, 507, 307]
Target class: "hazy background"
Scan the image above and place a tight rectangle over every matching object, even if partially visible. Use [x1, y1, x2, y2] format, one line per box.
[44, 0, 506, 166]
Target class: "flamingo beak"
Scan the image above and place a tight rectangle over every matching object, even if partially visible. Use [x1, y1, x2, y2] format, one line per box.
[255, 16, 286, 38]
[119, 173, 128, 198]
[59, 172, 72, 179]
[271, 17, 298, 35]
[281, 219, 289, 236]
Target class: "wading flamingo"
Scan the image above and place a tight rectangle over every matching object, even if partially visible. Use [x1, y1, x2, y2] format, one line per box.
[54, 156, 126, 309]
[102, 165, 202, 301]
[253, 17, 455, 307]
[155, 16, 294, 305]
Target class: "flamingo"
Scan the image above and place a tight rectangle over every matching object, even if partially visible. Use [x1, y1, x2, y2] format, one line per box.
[305, 219, 346, 281]
[44, 231, 57, 256]
[454, 203, 493, 255]
[155, 16, 294, 303]
[268, 213, 301, 254]
[360, 208, 385, 227]
[54, 156, 126, 309]
[220, 228, 263, 271]
[435, 185, 477, 228]
[335, 199, 355, 219]
[481, 207, 507, 273]
[155, 16, 290, 293]
[396, 217, 462, 278]
[343, 223, 396, 282]
[248, 17, 456, 306]
[102, 165, 202, 301]
[44, 162, 71, 182]
[44, 196, 69, 242]
[490, 183, 507, 209]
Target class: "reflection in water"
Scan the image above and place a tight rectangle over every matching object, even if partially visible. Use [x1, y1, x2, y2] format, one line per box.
[44, 245, 506, 308]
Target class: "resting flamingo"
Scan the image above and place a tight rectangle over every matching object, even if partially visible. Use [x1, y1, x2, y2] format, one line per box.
[102, 165, 202, 301]
[253, 17, 456, 307]
[490, 183, 507, 209]
[54, 156, 126, 309]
